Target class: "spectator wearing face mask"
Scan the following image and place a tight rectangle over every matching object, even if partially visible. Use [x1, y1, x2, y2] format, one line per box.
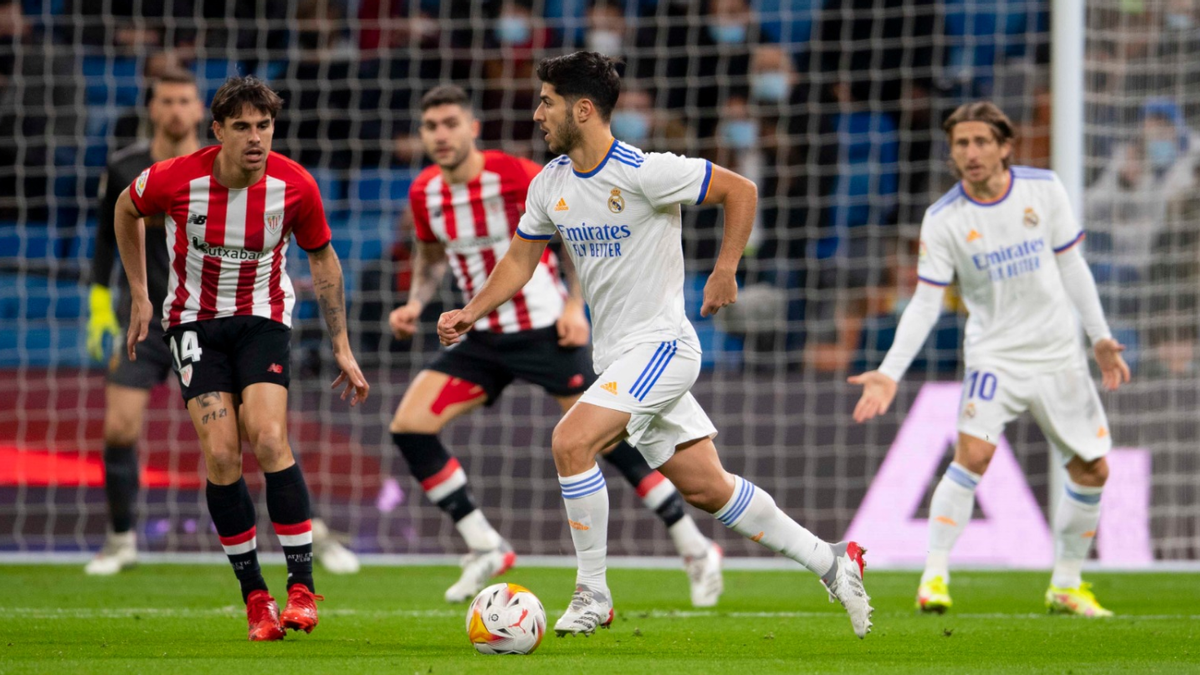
[608, 85, 690, 155]
[1085, 97, 1198, 288]
[481, 0, 556, 153]
[650, 0, 771, 141]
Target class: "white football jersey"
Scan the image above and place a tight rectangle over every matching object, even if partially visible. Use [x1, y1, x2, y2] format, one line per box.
[917, 166, 1087, 369]
[516, 140, 711, 372]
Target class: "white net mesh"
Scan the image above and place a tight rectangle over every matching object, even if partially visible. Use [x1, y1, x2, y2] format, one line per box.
[0, 0, 1196, 562]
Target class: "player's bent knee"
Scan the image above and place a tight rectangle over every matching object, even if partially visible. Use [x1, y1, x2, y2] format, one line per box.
[203, 445, 243, 483]
[103, 420, 141, 447]
[1071, 456, 1109, 487]
[251, 430, 292, 468]
[389, 412, 443, 435]
[954, 439, 995, 475]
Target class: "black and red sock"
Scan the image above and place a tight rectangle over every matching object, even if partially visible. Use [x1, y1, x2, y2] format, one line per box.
[393, 432, 479, 522]
[264, 463, 315, 593]
[207, 478, 268, 603]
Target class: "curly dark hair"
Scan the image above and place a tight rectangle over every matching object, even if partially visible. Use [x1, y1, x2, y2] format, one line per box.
[210, 76, 284, 124]
[535, 51, 622, 121]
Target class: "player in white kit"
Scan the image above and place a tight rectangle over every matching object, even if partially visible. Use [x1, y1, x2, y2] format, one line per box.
[850, 102, 1131, 617]
[437, 51, 873, 640]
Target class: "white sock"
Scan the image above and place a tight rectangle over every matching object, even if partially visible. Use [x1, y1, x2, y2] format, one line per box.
[922, 462, 980, 584]
[715, 475, 834, 577]
[668, 516, 710, 559]
[1052, 478, 1102, 589]
[559, 463, 609, 591]
[454, 509, 502, 551]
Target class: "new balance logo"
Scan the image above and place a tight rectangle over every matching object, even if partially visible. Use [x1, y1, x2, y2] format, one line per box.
[966, 229, 982, 243]
[187, 213, 208, 225]
[268, 363, 283, 374]
[554, 198, 569, 211]
[600, 381, 618, 394]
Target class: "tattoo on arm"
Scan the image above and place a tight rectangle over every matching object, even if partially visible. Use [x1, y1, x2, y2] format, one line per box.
[409, 242, 448, 307]
[314, 268, 346, 339]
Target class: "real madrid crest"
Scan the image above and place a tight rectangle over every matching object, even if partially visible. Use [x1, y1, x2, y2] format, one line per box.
[1023, 207, 1039, 228]
[964, 402, 976, 419]
[607, 188, 625, 214]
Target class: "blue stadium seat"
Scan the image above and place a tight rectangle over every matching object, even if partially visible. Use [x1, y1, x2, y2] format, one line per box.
[81, 55, 140, 107]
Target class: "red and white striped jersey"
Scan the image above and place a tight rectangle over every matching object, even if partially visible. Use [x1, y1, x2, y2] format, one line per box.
[410, 150, 566, 333]
[128, 145, 332, 329]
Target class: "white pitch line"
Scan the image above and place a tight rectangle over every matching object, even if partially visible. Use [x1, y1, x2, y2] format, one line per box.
[4, 607, 1197, 621]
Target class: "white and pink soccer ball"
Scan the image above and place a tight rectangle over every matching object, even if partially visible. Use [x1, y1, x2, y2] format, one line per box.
[466, 582, 547, 655]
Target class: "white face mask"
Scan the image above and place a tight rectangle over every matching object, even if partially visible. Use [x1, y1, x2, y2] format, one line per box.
[587, 29, 622, 55]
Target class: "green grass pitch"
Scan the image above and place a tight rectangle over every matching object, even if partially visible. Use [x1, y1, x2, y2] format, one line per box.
[2, 564, 1198, 674]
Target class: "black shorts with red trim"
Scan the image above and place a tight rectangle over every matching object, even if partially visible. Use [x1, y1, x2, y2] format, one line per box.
[425, 325, 594, 403]
[163, 315, 291, 403]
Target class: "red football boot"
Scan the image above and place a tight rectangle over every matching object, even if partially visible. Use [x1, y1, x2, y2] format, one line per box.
[246, 590, 286, 642]
[280, 584, 323, 634]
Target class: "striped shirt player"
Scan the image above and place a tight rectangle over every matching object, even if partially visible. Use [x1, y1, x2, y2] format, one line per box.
[129, 145, 331, 330]
[113, 76, 368, 642]
[409, 149, 565, 333]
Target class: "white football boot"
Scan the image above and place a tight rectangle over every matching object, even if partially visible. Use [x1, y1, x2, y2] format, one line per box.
[444, 540, 517, 603]
[84, 530, 137, 576]
[554, 584, 614, 637]
[685, 541, 724, 607]
[821, 541, 874, 639]
[312, 518, 360, 575]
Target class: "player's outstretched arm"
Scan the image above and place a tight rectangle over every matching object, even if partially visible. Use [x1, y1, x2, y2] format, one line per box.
[1056, 245, 1130, 390]
[307, 244, 370, 405]
[698, 164, 758, 317]
[390, 240, 448, 340]
[848, 281, 946, 422]
[112, 187, 153, 362]
[437, 235, 548, 345]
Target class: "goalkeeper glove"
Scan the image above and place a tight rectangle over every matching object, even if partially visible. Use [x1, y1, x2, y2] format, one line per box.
[87, 284, 120, 361]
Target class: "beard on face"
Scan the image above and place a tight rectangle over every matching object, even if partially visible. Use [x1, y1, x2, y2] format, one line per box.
[547, 111, 582, 155]
[437, 142, 472, 172]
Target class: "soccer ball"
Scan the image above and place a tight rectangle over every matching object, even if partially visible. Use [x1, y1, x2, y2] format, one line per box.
[465, 582, 547, 655]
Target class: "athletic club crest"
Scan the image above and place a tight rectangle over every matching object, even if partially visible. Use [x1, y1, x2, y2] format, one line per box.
[1023, 207, 1039, 228]
[180, 363, 193, 387]
[607, 188, 625, 214]
[264, 211, 284, 235]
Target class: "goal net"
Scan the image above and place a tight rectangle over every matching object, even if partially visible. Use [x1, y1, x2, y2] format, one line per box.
[1, 0, 1196, 565]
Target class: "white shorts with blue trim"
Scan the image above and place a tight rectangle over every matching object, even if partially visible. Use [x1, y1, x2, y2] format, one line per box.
[957, 356, 1111, 464]
[578, 340, 717, 469]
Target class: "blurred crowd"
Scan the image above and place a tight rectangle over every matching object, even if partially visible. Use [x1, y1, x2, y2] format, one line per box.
[1, 0, 1197, 377]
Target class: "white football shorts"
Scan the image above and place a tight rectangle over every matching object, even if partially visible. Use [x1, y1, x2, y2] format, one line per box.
[957, 356, 1112, 463]
[578, 340, 717, 469]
